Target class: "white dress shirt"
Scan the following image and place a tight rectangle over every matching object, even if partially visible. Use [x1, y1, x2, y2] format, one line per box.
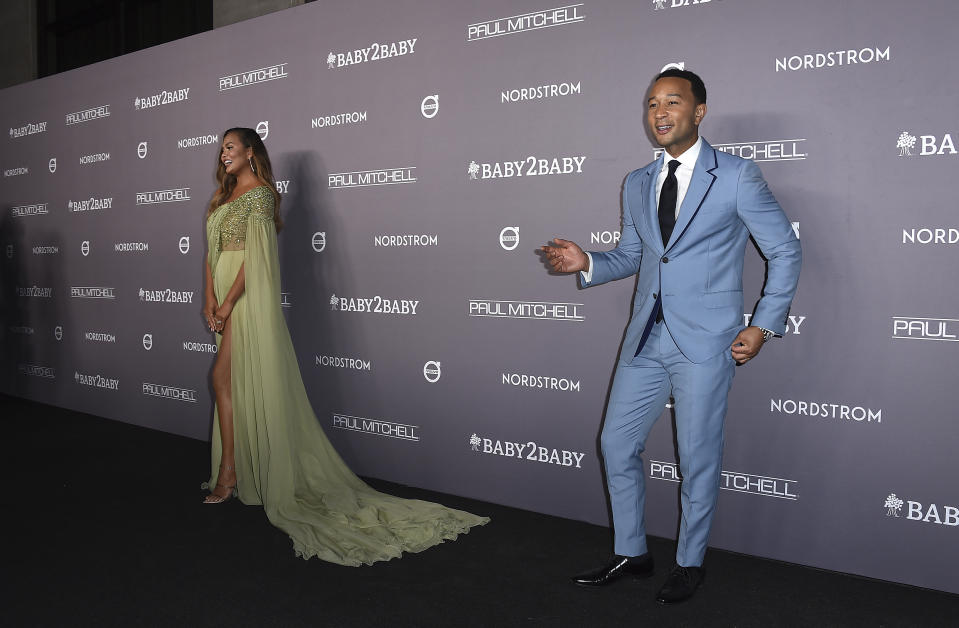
[582, 137, 703, 283]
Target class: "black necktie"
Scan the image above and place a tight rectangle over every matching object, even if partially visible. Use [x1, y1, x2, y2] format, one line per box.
[658, 159, 681, 246]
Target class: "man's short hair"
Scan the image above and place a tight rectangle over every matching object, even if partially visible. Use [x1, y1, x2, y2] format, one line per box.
[655, 69, 707, 105]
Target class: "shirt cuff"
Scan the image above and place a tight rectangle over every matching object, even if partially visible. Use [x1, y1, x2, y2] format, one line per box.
[580, 252, 594, 284]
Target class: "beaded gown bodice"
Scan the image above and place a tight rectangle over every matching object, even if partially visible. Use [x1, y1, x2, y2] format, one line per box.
[207, 185, 274, 274]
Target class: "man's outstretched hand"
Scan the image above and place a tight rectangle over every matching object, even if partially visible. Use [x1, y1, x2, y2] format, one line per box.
[540, 238, 588, 274]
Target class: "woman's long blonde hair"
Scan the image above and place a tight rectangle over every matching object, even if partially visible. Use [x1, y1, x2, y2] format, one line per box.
[207, 127, 282, 232]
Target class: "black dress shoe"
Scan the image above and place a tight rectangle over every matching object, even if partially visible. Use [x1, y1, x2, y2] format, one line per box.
[571, 553, 655, 587]
[655, 565, 704, 604]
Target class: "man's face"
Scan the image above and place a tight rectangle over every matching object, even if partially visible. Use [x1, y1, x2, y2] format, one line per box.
[646, 77, 706, 157]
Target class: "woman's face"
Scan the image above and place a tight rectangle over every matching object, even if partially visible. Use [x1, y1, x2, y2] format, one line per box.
[220, 132, 252, 177]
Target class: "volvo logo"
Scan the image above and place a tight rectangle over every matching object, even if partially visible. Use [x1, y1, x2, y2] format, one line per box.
[179, 236, 190, 254]
[312, 231, 326, 252]
[54, 325, 63, 341]
[423, 360, 442, 383]
[256, 121, 269, 140]
[81, 240, 90, 256]
[48, 157, 57, 172]
[142, 333, 153, 350]
[499, 226, 519, 251]
[137, 141, 148, 159]
[421, 94, 439, 119]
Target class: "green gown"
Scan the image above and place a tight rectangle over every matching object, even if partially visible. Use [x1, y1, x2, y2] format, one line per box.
[203, 185, 488, 565]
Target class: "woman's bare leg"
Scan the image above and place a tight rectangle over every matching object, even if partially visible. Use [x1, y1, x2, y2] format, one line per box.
[205, 317, 236, 502]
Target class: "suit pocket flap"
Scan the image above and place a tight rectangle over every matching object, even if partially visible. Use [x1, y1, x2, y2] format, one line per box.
[703, 290, 743, 309]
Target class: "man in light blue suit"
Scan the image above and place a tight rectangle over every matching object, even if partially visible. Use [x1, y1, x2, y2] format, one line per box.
[542, 69, 801, 604]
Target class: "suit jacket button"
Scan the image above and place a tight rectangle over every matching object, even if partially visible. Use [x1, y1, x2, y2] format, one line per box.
[653, 293, 658, 299]
[661, 256, 669, 263]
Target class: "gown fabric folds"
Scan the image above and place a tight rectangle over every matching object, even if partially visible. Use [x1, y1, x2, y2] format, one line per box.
[203, 186, 488, 565]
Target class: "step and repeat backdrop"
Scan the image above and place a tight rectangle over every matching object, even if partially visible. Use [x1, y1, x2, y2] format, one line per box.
[2, 0, 957, 592]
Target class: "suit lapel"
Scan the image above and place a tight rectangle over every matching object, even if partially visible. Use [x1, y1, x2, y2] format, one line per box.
[641, 160, 663, 254]
[664, 141, 717, 252]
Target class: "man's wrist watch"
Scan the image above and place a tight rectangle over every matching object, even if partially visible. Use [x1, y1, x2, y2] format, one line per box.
[759, 327, 775, 342]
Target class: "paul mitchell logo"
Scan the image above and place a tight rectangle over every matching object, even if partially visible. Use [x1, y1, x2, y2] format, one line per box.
[9, 121, 47, 138]
[65, 105, 111, 125]
[177, 133, 218, 150]
[55, 326, 63, 341]
[312, 232, 326, 252]
[48, 158, 57, 172]
[332, 413, 418, 442]
[655, 139, 807, 162]
[142, 333, 153, 350]
[138, 288, 194, 304]
[884, 493, 959, 527]
[11, 203, 48, 218]
[892, 317, 958, 342]
[501, 81, 580, 103]
[468, 299, 584, 322]
[423, 361, 441, 383]
[256, 121, 269, 140]
[421, 95, 438, 118]
[896, 131, 956, 157]
[18, 364, 55, 379]
[80, 241, 90, 256]
[468, 4, 584, 41]
[775, 45, 890, 72]
[373, 234, 438, 247]
[499, 227, 519, 251]
[327, 38, 417, 69]
[329, 167, 416, 188]
[142, 382, 197, 402]
[651, 461, 798, 500]
[134, 87, 190, 110]
[502, 372, 580, 392]
[316, 355, 371, 371]
[469, 433, 586, 469]
[137, 141, 148, 159]
[219, 63, 288, 90]
[311, 111, 367, 129]
[68, 197, 113, 212]
[136, 188, 190, 205]
[329, 294, 419, 315]
[902, 228, 958, 245]
[469, 155, 585, 179]
[770, 399, 881, 424]
[16, 286, 52, 297]
[71, 286, 115, 299]
[4, 167, 28, 177]
[179, 236, 190, 254]
[75, 371, 119, 390]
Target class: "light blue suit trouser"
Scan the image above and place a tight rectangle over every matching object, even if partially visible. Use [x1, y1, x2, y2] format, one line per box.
[600, 320, 735, 567]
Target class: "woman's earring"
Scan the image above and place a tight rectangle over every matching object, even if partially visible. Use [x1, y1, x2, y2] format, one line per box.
[249, 157, 256, 173]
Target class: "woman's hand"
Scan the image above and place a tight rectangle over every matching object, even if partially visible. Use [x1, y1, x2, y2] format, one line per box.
[203, 298, 219, 332]
[213, 300, 234, 334]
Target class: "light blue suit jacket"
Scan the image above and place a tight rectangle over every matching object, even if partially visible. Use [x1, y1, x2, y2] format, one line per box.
[585, 140, 801, 364]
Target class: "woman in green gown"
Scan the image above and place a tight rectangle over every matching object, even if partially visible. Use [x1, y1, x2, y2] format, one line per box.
[201, 128, 488, 565]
